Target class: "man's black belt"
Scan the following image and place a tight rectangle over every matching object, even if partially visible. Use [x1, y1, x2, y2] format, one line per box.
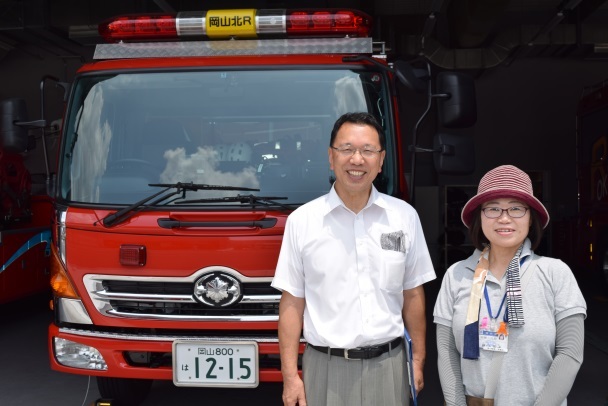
[307, 336, 403, 360]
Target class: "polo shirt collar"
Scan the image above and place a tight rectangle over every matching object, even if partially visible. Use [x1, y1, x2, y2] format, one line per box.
[463, 238, 533, 272]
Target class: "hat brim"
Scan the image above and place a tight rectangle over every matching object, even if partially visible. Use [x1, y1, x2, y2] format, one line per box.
[461, 189, 550, 229]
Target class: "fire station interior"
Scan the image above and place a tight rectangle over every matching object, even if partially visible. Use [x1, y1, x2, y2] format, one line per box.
[4, 0, 608, 269]
[1, 1, 608, 405]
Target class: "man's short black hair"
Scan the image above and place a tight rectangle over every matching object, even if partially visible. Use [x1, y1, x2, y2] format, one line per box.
[330, 112, 386, 150]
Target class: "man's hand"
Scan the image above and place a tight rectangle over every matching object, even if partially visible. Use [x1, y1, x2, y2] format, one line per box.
[278, 292, 307, 405]
[403, 286, 427, 395]
[282, 374, 307, 406]
[412, 358, 425, 394]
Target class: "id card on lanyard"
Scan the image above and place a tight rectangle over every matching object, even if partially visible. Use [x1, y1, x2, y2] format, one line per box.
[479, 284, 509, 352]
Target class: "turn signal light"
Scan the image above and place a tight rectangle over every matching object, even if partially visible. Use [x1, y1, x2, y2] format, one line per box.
[50, 244, 79, 299]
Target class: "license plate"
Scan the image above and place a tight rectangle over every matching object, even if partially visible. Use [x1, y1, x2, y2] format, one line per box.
[173, 340, 259, 387]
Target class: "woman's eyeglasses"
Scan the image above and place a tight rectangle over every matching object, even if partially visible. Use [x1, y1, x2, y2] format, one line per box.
[481, 206, 529, 219]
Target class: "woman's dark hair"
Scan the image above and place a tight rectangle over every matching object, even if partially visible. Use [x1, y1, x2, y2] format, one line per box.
[469, 206, 545, 251]
[330, 112, 386, 150]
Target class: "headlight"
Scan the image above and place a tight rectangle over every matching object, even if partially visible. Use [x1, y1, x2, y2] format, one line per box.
[54, 337, 107, 370]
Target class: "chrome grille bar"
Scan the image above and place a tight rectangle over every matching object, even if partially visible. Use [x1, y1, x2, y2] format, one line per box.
[93, 290, 280, 304]
[107, 309, 278, 322]
[83, 268, 280, 321]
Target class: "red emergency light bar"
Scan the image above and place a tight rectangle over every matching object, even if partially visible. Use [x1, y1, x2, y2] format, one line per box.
[98, 9, 372, 43]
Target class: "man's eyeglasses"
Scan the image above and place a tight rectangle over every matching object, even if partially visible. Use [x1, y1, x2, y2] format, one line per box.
[481, 206, 529, 219]
[330, 146, 383, 158]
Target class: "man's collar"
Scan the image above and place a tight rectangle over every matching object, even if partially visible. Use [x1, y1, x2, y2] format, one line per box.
[323, 184, 387, 216]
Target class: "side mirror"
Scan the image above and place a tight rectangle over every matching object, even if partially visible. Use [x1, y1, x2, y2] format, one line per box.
[433, 133, 475, 174]
[436, 72, 477, 128]
[0, 98, 30, 153]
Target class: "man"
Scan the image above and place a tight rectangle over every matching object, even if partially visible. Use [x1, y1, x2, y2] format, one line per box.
[271, 112, 436, 406]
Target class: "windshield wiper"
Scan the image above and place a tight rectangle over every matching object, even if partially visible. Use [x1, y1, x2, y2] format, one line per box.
[101, 182, 260, 227]
[181, 194, 294, 210]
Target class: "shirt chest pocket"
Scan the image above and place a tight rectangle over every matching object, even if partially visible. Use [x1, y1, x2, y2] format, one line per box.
[380, 251, 406, 293]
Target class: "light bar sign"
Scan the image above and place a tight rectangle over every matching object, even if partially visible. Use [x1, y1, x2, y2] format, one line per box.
[206, 9, 257, 39]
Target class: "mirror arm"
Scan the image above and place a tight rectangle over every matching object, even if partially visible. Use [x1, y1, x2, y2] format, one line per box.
[13, 119, 47, 129]
[409, 60, 433, 204]
[39, 75, 62, 197]
[432, 93, 450, 99]
[409, 144, 454, 155]
[409, 146, 437, 153]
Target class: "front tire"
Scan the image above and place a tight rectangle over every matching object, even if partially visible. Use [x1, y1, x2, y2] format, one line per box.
[96, 377, 152, 406]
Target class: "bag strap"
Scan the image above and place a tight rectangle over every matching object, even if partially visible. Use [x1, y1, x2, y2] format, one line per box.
[483, 256, 537, 398]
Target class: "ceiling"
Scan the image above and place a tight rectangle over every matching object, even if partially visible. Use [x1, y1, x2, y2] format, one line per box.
[1, 0, 608, 70]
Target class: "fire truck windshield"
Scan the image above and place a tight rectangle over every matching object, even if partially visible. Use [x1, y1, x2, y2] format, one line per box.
[58, 68, 394, 206]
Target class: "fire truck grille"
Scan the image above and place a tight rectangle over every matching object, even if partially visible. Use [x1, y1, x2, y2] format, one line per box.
[88, 278, 281, 321]
[109, 299, 280, 316]
[103, 280, 278, 296]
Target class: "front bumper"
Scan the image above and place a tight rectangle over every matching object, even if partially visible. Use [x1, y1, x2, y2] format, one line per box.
[48, 324, 303, 382]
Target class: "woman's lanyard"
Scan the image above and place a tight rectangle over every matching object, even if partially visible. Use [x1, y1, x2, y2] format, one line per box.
[483, 284, 507, 330]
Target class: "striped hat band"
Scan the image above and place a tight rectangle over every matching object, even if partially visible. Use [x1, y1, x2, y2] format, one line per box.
[461, 165, 550, 229]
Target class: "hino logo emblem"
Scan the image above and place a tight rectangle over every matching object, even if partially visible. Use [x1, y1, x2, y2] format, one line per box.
[194, 272, 242, 307]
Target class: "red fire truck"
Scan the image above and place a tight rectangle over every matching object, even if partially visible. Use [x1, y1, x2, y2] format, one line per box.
[5, 8, 475, 405]
[0, 98, 53, 304]
[574, 79, 608, 290]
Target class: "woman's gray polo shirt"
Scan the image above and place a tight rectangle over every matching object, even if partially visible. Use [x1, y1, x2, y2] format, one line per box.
[433, 246, 587, 405]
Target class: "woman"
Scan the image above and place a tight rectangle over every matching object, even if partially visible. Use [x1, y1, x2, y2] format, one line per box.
[434, 165, 587, 405]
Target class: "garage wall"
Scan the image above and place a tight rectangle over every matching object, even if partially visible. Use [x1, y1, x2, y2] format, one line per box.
[410, 57, 608, 268]
[3, 41, 608, 264]
[441, 58, 608, 219]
